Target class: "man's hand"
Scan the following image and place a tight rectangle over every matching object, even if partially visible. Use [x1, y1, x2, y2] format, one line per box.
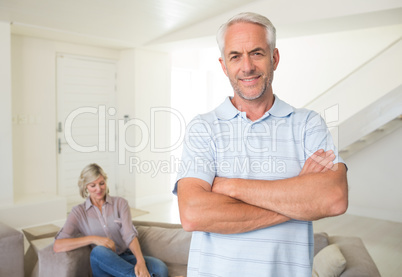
[299, 149, 335, 176]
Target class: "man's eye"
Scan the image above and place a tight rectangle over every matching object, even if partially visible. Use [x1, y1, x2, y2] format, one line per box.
[230, 55, 239, 60]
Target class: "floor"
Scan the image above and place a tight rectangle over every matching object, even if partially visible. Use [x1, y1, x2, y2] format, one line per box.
[137, 199, 402, 277]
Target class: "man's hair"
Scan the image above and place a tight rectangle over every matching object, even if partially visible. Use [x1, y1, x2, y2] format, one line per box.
[216, 12, 276, 58]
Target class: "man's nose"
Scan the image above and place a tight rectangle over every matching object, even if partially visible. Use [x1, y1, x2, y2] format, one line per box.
[241, 55, 255, 73]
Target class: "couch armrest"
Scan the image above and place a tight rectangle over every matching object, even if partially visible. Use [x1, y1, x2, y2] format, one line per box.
[329, 236, 381, 277]
[36, 242, 92, 277]
[0, 222, 24, 277]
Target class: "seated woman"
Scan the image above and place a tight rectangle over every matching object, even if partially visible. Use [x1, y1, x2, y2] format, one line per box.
[54, 163, 168, 277]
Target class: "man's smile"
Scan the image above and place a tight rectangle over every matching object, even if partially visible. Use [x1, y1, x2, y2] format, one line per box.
[239, 75, 261, 83]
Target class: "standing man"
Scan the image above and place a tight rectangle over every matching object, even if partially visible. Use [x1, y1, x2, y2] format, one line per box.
[174, 12, 348, 276]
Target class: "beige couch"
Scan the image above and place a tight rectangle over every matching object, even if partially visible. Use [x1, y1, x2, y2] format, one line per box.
[29, 220, 380, 277]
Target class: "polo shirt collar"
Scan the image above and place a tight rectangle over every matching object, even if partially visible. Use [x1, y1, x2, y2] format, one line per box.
[269, 95, 294, 117]
[215, 96, 240, 120]
[85, 194, 112, 210]
[215, 95, 293, 120]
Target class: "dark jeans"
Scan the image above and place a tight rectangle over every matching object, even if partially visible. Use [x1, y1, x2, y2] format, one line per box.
[90, 245, 168, 277]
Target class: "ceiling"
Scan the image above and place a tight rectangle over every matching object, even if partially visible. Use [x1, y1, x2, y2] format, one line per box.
[0, 0, 401, 50]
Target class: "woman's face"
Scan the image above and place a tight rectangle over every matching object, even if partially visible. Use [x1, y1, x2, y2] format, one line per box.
[86, 175, 107, 202]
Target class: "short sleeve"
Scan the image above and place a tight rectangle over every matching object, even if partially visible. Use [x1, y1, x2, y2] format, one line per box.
[303, 111, 345, 165]
[173, 115, 217, 195]
[55, 206, 82, 240]
[116, 198, 138, 247]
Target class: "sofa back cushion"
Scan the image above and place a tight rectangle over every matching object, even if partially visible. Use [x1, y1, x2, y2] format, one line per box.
[136, 225, 191, 265]
[134, 221, 192, 277]
[314, 232, 329, 256]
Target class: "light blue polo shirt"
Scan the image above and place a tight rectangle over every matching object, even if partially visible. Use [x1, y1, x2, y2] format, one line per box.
[174, 96, 343, 276]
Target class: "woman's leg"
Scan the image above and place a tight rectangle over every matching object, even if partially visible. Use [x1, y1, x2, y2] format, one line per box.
[143, 256, 169, 277]
[90, 246, 135, 277]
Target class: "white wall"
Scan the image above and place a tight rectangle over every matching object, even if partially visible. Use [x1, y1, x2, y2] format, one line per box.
[2, 33, 173, 227]
[275, 24, 402, 109]
[131, 48, 173, 208]
[171, 47, 228, 118]
[0, 22, 13, 207]
[116, 48, 174, 208]
[345, 126, 402, 222]
[11, 35, 120, 201]
[10, 34, 173, 210]
[116, 49, 137, 203]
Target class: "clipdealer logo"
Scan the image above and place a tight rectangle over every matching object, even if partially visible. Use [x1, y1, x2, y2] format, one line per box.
[63, 104, 340, 175]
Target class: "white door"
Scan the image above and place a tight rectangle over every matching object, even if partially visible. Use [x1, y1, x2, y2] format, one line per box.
[56, 54, 117, 208]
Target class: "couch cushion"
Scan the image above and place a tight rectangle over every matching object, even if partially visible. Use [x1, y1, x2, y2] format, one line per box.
[136, 225, 191, 266]
[329, 236, 381, 277]
[314, 232, 329, 256]
[312, 244, 346, 277]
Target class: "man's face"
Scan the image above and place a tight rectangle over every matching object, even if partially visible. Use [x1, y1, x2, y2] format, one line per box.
[219, 22, 279, 101]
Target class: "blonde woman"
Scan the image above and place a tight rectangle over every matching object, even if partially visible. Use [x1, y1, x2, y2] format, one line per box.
[54, 163, 168, 277]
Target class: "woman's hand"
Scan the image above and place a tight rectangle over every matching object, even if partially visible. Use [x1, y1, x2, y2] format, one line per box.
[129, 237, 151, 277]
[92, 236, 116, 252]
[134, 260, 150, 277]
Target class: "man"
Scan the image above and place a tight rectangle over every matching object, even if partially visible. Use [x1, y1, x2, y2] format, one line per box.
[174, 12, 348, 276]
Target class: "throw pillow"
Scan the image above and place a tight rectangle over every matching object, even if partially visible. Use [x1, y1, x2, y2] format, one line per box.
[312, 244, 347, 277]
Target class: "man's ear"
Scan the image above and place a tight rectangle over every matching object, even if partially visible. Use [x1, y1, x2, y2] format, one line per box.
[219, 57, 228, 77]
[273, 48, 280, 71]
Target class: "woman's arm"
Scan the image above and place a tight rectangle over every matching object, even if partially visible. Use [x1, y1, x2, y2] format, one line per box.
[53, 236, 116, 253]
[128, 237, 150, 277]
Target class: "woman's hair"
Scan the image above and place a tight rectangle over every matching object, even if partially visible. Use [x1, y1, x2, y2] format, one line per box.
[78, 163, 108, 198]
[216, 12, 276, 58]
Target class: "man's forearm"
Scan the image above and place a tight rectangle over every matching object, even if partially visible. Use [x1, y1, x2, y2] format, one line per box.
[213, 163, 348, 221]
[178, 178, 290, 234]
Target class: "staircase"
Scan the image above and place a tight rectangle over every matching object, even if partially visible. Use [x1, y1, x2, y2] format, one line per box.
[304, 37, 402, 158]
